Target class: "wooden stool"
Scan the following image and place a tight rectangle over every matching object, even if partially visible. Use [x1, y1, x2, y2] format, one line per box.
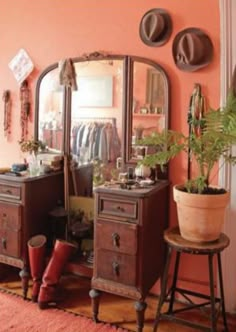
[153, 226, 230, 332]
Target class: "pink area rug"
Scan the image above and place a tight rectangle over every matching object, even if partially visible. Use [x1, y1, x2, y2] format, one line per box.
[0, 290, 129, 332]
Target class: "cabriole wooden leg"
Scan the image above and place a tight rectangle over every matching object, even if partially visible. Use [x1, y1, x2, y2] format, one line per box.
[134, 300, 147, 332]
[89, 289, 101, 323]
[19, 266, 29, 299]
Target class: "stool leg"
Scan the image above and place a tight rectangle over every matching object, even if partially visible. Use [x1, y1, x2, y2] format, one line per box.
[167, 251, 180, 314]
[208, 253, 217, 332]
[217, 253, 228, 332]
[153, 246, 172, 332]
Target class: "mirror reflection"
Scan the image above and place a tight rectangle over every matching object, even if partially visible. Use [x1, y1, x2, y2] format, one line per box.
[37, 59, 124, 185]
[130, 60, 168, 162]
[70, 60, 123, 174]
[38, 67, 64, 152]
[35, 54, 169, 190]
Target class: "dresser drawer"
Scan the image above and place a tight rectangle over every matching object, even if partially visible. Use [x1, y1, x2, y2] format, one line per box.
[96, 219, 137, 255]
[0, 202, 22, 258]
[96, 249, 136, 286]
[97, 195, 138, 222]
[0, 183, 21, 201]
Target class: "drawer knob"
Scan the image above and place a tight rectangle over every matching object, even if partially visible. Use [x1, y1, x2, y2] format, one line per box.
[5, 190, 12, 195]
[112, 261, 119, 276]
[112, 232, 120, 247]
[1, 213, 7, 226]
[115, 205, 124, 212]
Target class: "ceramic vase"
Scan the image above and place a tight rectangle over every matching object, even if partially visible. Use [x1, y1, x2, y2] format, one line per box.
[134, 165, 151, 178]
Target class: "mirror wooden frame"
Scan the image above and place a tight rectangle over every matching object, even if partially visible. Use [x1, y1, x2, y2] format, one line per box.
[125, 56, 170, 165]
[34, 53, 170, 171]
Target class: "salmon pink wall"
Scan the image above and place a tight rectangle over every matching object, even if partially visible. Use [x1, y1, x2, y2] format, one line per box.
[0, 0, 220, 292]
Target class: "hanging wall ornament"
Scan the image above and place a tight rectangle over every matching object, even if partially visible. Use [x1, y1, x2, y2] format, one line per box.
[20, 80, 31, 140]
[187, 83, 206, 179]
[8, 49, 34, 141]
[2, 90, 11, 138]
[8, 48, 34, 84]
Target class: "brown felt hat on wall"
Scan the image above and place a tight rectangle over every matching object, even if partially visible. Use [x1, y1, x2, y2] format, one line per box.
[139, 8, 172, 47]
[172, 28, 214, 72]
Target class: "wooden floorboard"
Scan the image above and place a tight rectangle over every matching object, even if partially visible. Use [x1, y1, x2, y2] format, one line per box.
[0, 264, 236, 332]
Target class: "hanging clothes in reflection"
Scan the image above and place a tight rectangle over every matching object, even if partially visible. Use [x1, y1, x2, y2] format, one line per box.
[71, 121, 121, 164]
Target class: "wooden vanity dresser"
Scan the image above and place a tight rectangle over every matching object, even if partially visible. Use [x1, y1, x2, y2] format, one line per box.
[90, 180, 169, 332]
[34, 52, 171, 330]
[0, 172, 64, 298]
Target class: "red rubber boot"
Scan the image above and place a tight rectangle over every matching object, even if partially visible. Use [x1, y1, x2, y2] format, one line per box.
[28, 235, 47, 302]
[38, 239, 77, 309]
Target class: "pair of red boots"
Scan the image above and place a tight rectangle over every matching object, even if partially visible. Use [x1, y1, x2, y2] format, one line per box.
[27, 235, 77, 309]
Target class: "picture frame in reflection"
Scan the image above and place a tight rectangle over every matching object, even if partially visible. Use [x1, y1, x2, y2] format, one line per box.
[146, 69, 164, 106]
[74, 75, 113, 107]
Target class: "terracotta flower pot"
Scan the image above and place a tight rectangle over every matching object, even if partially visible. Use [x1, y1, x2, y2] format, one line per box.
[173, 184, 230, 243]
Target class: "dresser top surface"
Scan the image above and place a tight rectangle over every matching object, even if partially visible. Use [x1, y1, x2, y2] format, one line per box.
[94, 180, 169, 198]
[0, 171, 62, 184]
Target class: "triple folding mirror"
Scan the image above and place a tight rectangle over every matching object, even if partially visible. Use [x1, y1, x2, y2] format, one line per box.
[35, 53, 169, 182]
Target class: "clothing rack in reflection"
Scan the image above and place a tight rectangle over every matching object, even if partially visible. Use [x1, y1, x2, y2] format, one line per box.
[74, 117, 116, 127]
[71, 116, 120, 164]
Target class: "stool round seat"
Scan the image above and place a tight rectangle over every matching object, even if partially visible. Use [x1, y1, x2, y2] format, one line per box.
[153, 226, 230, 332]
[164, 226, 230, 254]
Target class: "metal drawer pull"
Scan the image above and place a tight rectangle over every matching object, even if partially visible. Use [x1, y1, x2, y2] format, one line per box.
[1, 238, 7, 249]
[115, 205, 124, 212]
[2, 213, 7, 226]
[112, 261, 119, 276]
[112, 232, 120, 247]
[5, 190, 12, 195]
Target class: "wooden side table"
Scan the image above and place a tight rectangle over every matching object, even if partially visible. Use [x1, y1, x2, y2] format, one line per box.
[153, 226, 230, 332]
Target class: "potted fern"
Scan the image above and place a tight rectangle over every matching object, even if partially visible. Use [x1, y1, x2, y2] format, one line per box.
[139, 91, 236, 242]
